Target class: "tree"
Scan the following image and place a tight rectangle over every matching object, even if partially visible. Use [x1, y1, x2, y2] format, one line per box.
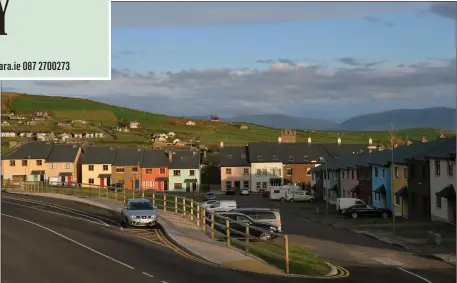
[0, 0, 9, 35]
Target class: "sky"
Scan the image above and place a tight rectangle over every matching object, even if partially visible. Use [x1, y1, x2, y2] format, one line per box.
[3, 2, 456, 121]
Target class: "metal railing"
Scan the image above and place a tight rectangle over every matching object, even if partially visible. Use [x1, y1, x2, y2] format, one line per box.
[2, 180, 290, 273]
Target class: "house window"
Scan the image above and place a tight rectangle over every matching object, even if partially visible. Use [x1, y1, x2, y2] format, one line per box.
[262, 169, 268, 176]
[381, 168, 386, 179]
[262, 182, 267, 189]
[403, 167, 408, 180]
[351, 169, 355, 180]
[243, 168, 249, 175]
[435, 160, 440, 176]
[342, 170, 345, 179]
[306, 168, 311, 176]
[394, 167, 399, 179]
[374, 193, 379, 201]
[174, 183, 182, 189]
[132, 167, 138, 173]
[49, 163, 56, 169]
[143, 181, 149, 188]
[103, 165, 109, 171]
[225, 181, 232, 188]
[286, 168, 293, 176]
[270, 168, 276, 176]
[243, 181, 249, 188]
[9, 160, 15, 166]
[146, 168, 153, 174]
[395, 195, 400, 206]
[436, 196, 442, 208]
[256, 182, 261, 189]
[225, 168, 232, 175]
[160, 168, 166, 174]
[241, 154, 246, 159]
[22, 160, 28, 166]
[288, 155, 294, 162]
[227, 154, 232, 159]
[116, 167, 125, 173]
[272, 155, 278, 161]
[64, 163, 70, 169]
[88, 178, 94, 184]
[36, 160, 42, 166]
[189, 170, 195, 176]
[256, 169, 261, 176]
[448, 162, 454, 176]
[88, 165, 94, 171]
[173, 170, 181, 176]
[374, 167, 378, 178]
[257, 155, 263, 161]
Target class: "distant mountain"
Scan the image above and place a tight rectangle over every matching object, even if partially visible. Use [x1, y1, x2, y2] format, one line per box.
[338, 107, 456, 130]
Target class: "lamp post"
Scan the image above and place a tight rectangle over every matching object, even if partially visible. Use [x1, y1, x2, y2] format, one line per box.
[390, 128, 396, 235]
[325, 159, 329, 216]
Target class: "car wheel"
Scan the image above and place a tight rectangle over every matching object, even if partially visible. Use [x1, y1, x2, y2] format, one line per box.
[309, 198, 315, 203]
[381, 212, 388, 219]
[351, 212, 358, 219]
[280, 197, 285, 203]
[259, 232, 272, 241]
[290, 198, 295, 203]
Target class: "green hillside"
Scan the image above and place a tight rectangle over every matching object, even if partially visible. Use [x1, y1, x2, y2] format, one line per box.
[1, 92, 454, 147]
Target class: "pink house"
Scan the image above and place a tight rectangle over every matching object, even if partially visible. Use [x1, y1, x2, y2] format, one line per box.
[340, 167, 360, 198]
[220, 146, 251, 191]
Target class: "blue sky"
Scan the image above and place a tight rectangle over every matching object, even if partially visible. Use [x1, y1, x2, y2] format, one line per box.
[5, 2, 456, 121]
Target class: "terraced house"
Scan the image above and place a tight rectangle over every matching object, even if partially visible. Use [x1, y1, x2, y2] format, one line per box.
[220, 146, 250, 192]
[168, 151, 201, 192]
[140, 149, 170, 191]
[45, 144, 82, 184]
[111, 147, 144, 190]
[81, 146, 116, 187]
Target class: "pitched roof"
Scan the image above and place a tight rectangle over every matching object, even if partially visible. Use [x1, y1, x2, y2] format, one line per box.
[46, 144, 81, 162]
[169, 151, 200, 169]
[404, 137, 454, 161]
[220, 146, 249, 167]
[141, 150, 170, 167]
[112, 147, 144, 166]
[2, 142, 53, 160]
[81, 146, 116, 164]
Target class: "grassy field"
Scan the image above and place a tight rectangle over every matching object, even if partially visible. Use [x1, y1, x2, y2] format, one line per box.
[2, 92, 454, 145]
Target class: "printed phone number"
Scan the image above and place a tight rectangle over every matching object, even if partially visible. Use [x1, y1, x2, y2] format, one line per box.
[0, 61, 71, 71]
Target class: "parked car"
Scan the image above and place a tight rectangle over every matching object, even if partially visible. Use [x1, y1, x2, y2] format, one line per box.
[201, 200, 218, 208]
[120, 198, 158, 227]
[240, 188, 250, 196]
[205, 200, 237, 213]
[225, 187, 236, 195]
[213, 212, 279, 241]
[336, 198, 367, 214]
[342, 204, 392, 219]
[285, 190, 314, 203]
[205, 192, 217, 201]
[261, 189, 270, 198]
[232, 207, 282, 232]
[269, 185, 302, 202]
[109, 183, 124, 192]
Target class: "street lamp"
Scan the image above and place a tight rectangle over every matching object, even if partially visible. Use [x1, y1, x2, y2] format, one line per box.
[389, 128, 396, 235]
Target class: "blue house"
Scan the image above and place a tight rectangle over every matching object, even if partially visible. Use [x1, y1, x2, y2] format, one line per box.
[371, 165, 392, 209]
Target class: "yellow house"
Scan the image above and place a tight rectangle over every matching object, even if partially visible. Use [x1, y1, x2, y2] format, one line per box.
[81, 146, 116, 187]
[45, 144, 83, 183]
[392, 164, 409, 218]
[1, 142, 53, 183]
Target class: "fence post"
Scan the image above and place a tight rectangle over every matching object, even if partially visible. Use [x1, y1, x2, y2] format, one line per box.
[245, 225, 250, 255]
[226, 218, 230, 248]
[89, 186, 91, 198]
[174, 196, 178, 213]
[202, 208, 206, 233]
[190, 200, 194, 221]
[163, 194, 167, 211]
[115, 189, 118, 202]
[98, 186, 101, 198]
[123, 189, 126, 204]
[142, 190, 145, 198]
[105, 187, 108, 199]
[183, 198, 186, 217]
[132, 189, 134, 199]
[284, 235, 290, 274]
[211, 213, 215, 240]
[196, 205, 200, 227]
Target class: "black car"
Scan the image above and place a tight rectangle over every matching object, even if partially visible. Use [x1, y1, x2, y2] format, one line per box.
[209, 212, 279, 241]
[225, 187, 236, 195]
[109, 183, 124, 191]
[342, 204, 392, 219]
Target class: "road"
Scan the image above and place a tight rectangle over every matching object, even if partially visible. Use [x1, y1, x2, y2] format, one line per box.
[1, 193, 453, 283]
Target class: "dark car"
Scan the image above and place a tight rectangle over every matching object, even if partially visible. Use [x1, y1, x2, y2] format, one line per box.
[261, 189, 270, 198]
[225, 187, 236, 195]
[205, 192, 216, 201]
[109, 183, 124, 191]
[210, 212, 279, 241]
[342, 204, 392, 219]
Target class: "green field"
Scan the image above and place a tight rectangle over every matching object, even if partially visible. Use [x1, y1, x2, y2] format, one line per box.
[2, 92, 454, 145]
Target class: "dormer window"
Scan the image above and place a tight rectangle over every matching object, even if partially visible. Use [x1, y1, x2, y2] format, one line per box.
[227, 154, 233, 159]
[288, 155, 294, 161]
[304, 156, 309, 161]
[272, 155, 278, 161]
[258, 155, 263, 161]
[241, 154, 246, 159]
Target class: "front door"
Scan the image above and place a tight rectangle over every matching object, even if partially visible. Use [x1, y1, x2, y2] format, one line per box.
[100, 178, 105, 187]
[192, 183, 197, 192]
[40, 174, 44, 182]
[135, 179, 140, 190]
[34, 175, 39, 182]
[107, 178, 111, 186]
[164, 181, 168, 191]
[234, 181, 240, 190]
[186, 183, 190, 192]
[61, 175, 65, 183]
[67, 176, 72, 183]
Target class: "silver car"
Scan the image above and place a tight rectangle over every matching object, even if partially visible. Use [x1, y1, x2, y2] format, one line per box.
[121, 198, 158, 227]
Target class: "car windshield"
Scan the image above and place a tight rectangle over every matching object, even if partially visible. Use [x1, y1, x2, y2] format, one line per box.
[128, 201, 154, 210]
[207, 193, 214, 196]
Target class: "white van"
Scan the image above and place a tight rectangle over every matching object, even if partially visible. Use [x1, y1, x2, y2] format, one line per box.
[285, 190, 315, 202]
[269, 185, 301, 201]
[206, 200, 237, 213]
[336, 198, 366, 213]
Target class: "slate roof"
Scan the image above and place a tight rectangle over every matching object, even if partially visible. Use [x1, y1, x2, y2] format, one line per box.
[403, 137, 454, 161]
[2, 142, 53, 160]
[169, 151, 200, 169]
[112, 147, 144, 166]
[46, 144, 81, 162]
[220, 146, 249, 167]
[81, 146, 116, 164]
[248, 143, 327, 164]
[141, 150, 170, 167]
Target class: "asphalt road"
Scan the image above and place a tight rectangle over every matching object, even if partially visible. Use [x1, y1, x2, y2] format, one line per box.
[1, 193, 454, 283]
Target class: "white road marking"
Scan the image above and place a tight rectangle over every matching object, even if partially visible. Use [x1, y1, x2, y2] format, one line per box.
[396, 267, 433, 283]
[2, 200, 108, 227]
[2, 213, 135, 270]
[141, 271, 154, 278]
[372, 257, 403, 266]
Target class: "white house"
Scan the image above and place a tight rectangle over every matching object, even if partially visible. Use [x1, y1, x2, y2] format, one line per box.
[94, 132, 105, 138]
[73, 133, 83, 139]
[430, 156, 456, 223]
[250, 161, 283, 192]
[59, 133, 72, 141]
[1, 131, 16, 138]
[84, 132, 95, 139]
[186, 121, 196, 126]
[19, 132, 33, 138]
[167, 132, 176, 137]
[129, 121, 140, 128]
[2, 121, 10, 126]
[116, 126, 130, 132]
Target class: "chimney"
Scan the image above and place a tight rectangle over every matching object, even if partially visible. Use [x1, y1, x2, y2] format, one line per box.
[219, 141, 224, 148]
[337, 137, 342, 145]
[168, 151, 173, 161]
[278, 137, 282, 143]
[368, 137, 372, 145]
[307, 137, 312, 143]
